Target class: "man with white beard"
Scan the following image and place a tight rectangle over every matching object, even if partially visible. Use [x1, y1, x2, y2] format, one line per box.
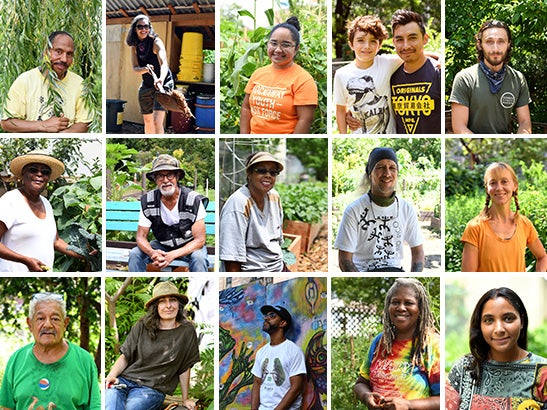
[128, 154, 210, 272]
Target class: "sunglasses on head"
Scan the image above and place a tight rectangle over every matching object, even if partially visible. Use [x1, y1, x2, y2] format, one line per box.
[26, 166, 51, 176]
[253, 168, 280, 177]
[136, 24, 150, 30]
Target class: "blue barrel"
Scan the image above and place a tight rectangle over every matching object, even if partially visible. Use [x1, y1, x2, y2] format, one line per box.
[195, 94, 214, 133]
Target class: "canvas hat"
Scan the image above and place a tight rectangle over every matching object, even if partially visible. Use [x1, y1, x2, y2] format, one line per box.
[10, 150, 65, 180]
[146, 154, 185, 182]
[145, 281, 189, 309]
[260, 305, 292, 329]
[246, 152, 284, 173]
[365, 147, 398, 176]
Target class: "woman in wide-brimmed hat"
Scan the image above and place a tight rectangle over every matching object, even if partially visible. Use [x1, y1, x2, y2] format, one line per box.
[105, 281, 200, 410]
[0, 150, 83, 272]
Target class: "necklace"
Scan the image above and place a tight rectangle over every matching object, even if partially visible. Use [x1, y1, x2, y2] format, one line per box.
[368, 193, 399, 221]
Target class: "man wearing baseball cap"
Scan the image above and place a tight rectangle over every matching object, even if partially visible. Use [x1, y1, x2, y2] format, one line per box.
[251, 305, 306, 410]
[334, 147, 424, 272]
[128, 154, 210, 272]
[219, 151, 287, 272]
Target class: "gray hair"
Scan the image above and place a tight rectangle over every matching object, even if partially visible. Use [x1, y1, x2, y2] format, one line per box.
[29, 293, 66, 319]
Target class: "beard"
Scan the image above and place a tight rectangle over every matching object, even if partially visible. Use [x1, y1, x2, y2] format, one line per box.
[483, 51, 507, 68]
[159, 183, 176, 197]
[262, 321, 278, 334]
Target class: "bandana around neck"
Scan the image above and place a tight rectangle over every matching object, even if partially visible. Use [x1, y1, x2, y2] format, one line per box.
[368, 190, 396, 207]
[479, 60, 507, 94]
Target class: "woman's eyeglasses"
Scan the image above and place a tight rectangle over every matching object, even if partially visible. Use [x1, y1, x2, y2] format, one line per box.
[26, 166, 51, 176]
[136, 24, 150, 30]
[253, 168, 280, 177]
[267, 40, 296, 50]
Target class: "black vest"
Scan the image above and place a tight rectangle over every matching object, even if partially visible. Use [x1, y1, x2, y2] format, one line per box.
[141, 186, 208, 250]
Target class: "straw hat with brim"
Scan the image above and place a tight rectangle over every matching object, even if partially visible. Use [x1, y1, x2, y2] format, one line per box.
[145, 281, 189, 309]
[146, 154, 186, 182]
[246, 152, 284, 173]
[10, 151, 65, 180]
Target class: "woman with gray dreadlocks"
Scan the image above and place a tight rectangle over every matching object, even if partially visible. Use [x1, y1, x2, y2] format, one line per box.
[354, 278, 440, 410]
[461, 162, 547, 272]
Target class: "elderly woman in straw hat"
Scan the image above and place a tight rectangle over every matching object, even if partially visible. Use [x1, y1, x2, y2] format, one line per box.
[0, 150, 84, 272]
[105, 281, 200, 410]
[219, 151, 289, 272]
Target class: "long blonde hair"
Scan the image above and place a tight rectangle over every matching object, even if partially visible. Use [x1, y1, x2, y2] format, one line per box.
[479, 162, 520, 221]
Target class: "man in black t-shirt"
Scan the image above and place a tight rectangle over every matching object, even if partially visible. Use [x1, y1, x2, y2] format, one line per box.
[390, 10, 441, 134]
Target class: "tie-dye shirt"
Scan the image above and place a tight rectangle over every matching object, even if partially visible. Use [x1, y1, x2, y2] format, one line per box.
[359, 332, 440, 399]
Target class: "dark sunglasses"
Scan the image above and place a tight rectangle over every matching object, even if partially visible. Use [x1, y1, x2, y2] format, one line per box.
[27, 166, 51, 176]
[136, 24, 150, 30]
[253, 168, 280, 177]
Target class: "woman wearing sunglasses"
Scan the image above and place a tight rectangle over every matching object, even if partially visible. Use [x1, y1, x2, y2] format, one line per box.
[0, 151, 83, 271]
[126, 14, 174, 134]
[220, 151, 289, 272]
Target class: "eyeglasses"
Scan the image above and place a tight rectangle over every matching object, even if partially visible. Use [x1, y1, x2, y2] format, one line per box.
[263, 312, 277, 320]
[155, 172, 177, 181]
[253, 168, 280, 177]
[31, 292, 64, 302]
[267, 40, 296, 50]
[136, 24, 150, 30]
[26, 166, 52, 176]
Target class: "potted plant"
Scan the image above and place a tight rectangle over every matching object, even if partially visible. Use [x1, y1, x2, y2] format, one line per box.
[202, 49, 215, 83]
[277, 182, 328, 253]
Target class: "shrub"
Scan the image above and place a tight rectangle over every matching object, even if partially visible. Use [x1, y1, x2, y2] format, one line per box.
[276, 182, 328, 224]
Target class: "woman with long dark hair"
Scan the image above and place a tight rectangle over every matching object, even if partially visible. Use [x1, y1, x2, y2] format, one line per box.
[446, 287, 547, 409]
[126, 14, 174, 134]
[354, 278, 440, 410]
[105, 281, 199, 410]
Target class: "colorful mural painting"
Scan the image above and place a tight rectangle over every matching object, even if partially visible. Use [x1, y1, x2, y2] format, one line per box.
[219, 277, 328, 410]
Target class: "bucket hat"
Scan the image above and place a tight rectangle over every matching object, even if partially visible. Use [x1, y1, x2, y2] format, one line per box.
[10, 150, 65, 180]
[146, 154, 185, 182]
[145, 281, 189, 309]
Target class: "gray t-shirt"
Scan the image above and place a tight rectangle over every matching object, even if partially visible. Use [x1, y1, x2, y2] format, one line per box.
[120, 319, 200, 394]
[449, 64, 531, 133]
[219, 185, 284, 272]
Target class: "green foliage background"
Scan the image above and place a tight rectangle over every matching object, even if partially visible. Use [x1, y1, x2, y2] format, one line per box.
[332, 0, 442, 61]
[332, 137, 441, 240]
[105, 277, 214, 409]
[0, 138, 102, 271]
[0, 0, 102, 132]
[331, 277, 441, 409]
[445, 138, 547, 272]
[445, 281, 547, 372]
[220, 0, 327, 134]
[445, 0, 547, 126]
[107, 138, 215, 198]
[0, 277, 101, 384]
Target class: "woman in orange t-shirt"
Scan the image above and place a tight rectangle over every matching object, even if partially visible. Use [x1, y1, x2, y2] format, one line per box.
[240, 17, 318, 134]
[461, 162, 547, 272]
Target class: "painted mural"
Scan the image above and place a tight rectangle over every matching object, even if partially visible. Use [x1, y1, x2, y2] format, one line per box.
[219, 277, 327, 410]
